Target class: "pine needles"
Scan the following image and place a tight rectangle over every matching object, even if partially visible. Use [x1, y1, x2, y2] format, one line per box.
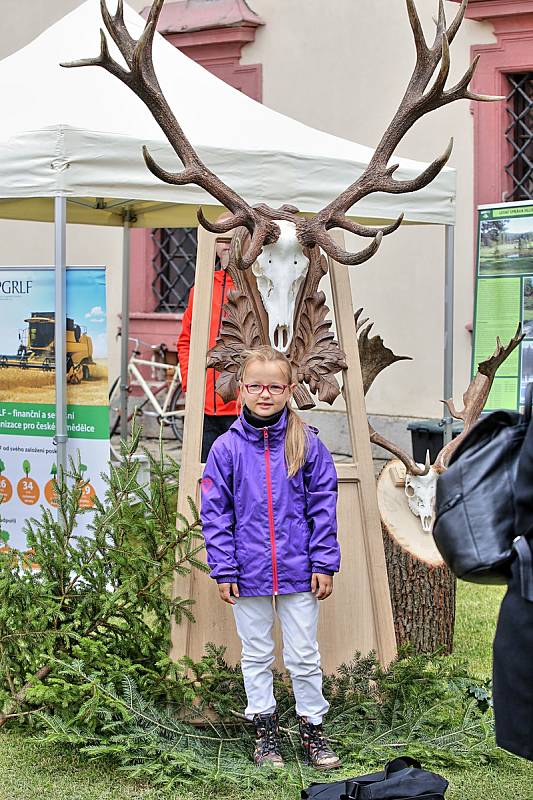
[0, 426, 205, 725]
[30, 647, 500, 793]
[0, 428, 502, 795]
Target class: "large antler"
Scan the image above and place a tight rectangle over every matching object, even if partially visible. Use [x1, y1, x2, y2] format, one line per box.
[356, 308, 411, 395]
[355, 309, 430, 476]
[297, 0, 500, 265]
[64, 0, 498, 270]
[433, 325, 524, 471]
[62, 0, 279, 268]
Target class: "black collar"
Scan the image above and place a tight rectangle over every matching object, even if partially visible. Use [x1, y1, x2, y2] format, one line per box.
[243, 404, 285, 429]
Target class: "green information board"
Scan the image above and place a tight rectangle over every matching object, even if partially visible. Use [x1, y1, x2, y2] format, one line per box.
[474, 201, 533, 410]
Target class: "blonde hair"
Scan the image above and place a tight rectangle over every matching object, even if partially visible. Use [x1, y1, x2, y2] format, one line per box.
[238, 346, 309, 477]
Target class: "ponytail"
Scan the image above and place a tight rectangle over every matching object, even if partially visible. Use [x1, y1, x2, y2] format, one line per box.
[285, 403, 310, 477]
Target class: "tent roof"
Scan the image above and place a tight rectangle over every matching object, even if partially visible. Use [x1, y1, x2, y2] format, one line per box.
[0, 0, 455, 229]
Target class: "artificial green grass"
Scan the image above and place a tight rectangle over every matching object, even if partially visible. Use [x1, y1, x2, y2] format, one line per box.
[0, 582, 531, 800]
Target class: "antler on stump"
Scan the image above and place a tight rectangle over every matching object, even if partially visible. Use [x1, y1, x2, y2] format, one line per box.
[433, 324, 524, 471]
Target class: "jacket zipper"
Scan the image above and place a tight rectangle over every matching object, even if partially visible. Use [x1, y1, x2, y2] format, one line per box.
[263, 428, 279, 595]
[213, 270, 228, 414]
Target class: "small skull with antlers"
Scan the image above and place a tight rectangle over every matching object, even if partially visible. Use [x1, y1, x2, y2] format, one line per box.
[356, 309, 524, 532]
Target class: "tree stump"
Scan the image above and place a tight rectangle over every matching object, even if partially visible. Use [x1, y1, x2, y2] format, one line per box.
[377, 459, 456, 654]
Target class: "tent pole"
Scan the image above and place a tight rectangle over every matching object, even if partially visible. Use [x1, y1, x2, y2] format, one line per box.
[54, 196, 68, 478]
[442, 224, 455, 445]
[120, 211, 131, 443]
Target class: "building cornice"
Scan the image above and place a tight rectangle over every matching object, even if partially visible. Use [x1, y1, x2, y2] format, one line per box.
[141, 0, 264, 72]
[451, 0, 533, 30]
[141, 0, 264, 35]
[164, 25, 258, 64]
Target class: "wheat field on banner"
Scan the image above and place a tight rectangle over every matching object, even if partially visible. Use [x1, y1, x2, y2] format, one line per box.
[0, 360, 109, 406]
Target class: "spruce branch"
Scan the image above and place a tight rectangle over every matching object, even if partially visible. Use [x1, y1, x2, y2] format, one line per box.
[0, 431, 201, 728]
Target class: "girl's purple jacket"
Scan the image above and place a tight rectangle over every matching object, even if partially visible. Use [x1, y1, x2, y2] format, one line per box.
[200, 408, 340, 597]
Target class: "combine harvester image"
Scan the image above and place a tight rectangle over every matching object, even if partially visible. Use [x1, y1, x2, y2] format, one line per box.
[0, 312, 94, 383]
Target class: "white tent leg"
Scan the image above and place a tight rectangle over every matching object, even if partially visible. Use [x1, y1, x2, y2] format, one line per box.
[442, 224, 455, 444]
[119, 211, 131, 442]
[54, 196, 68, 476]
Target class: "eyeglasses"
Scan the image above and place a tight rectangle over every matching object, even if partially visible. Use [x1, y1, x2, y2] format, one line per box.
[243, 383, 289, 396]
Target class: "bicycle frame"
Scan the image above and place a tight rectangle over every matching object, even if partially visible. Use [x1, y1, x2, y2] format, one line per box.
[127, 355, 184, 420]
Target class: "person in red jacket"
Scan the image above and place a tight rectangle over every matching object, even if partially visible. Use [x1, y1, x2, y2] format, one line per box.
[177, 233, 239, 462]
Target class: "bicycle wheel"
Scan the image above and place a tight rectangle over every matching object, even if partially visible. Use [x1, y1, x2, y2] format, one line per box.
[110, 378, 151, 441]
[168, 383, 185, 444]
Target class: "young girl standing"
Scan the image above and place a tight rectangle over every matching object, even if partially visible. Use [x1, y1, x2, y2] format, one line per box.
[200, 346, 341, 770]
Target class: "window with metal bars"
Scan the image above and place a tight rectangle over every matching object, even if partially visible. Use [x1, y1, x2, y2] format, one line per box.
[151, 227, 198, 312]
[505, 73, 533, 202]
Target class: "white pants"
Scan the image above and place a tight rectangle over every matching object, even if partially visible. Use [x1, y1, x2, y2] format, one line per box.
[232, 592, 329, 725]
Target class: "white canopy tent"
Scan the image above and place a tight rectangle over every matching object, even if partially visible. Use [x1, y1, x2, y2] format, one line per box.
[0, 0, 456, 470]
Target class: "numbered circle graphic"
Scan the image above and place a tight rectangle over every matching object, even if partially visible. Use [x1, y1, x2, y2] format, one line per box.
[44, 479, 59, 508]
[17, 477, 40, 505]
[79, 482, 96, 509]
[0, 476, 13, 504]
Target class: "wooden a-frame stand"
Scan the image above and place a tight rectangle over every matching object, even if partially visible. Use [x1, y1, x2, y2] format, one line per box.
[170, 227, 397, 672]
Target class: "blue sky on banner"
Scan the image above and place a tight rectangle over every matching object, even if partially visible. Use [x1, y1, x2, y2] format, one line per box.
[67, 269, 107, 359]
[0, 268, 107, 359]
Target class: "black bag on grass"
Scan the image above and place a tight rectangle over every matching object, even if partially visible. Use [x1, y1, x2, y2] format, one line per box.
[301, 757, 448, 800]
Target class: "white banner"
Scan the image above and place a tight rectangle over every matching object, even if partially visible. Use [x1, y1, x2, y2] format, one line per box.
[0, 267, 109, 549]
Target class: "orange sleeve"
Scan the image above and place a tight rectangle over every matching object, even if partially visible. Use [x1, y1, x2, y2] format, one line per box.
[177, 286, 194, 393]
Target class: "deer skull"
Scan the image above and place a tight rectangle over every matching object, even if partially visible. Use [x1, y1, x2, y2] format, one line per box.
[252, 220, 309, 353]
[404, 467, 438, 533]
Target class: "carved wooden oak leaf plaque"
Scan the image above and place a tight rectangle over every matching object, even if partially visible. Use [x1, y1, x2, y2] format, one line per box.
[206, 287, 263, 402]
[291, 290, 347, 405]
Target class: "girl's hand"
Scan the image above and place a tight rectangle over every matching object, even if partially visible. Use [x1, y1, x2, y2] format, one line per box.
[218, 582, 240, 605]
[311, 573, 333, 600]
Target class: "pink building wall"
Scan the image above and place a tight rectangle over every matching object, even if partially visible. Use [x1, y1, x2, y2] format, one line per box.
[450, 1, 533, 207]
